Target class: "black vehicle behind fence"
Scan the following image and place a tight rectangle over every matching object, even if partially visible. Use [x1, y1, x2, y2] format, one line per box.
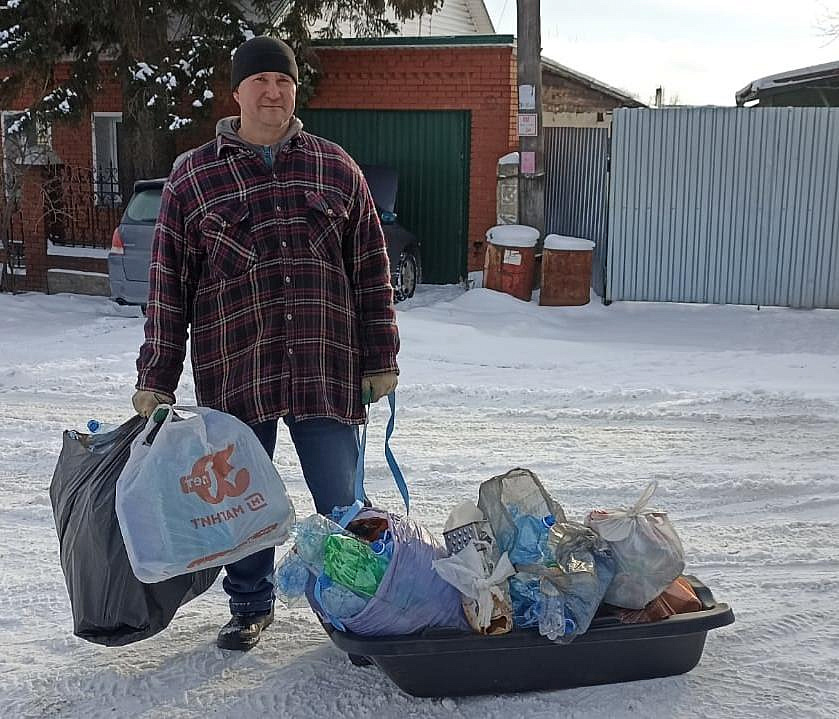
[108, 165, 421, 309]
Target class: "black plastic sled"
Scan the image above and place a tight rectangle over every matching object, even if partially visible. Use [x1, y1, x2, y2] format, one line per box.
[325, 575, 734, 698]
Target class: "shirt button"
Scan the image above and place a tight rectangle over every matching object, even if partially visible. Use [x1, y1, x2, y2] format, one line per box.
[286, 313, 292, 321]
[285, 276, 291, 284]
[276, 205, 281, 212]
[287, 347, 294, 355]
[281, 241, 287, 248]
[326, 208, 334, 217]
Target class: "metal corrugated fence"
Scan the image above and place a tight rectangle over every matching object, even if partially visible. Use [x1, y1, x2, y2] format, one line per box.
[607, 107, 839, 308]
[545, 126, 610, 295]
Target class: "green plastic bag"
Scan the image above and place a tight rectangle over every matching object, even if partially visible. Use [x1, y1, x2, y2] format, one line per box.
[323, 534, 389, 598]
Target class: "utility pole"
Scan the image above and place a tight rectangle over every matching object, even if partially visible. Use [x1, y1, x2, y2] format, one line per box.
[517, 0, 544, 246]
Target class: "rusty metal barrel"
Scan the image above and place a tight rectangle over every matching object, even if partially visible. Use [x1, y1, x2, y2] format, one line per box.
[539, 235, 595, 306]
[483, 225, 539, 302]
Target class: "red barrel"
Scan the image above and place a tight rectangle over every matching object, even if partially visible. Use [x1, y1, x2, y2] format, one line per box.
[483, 225, 539, 302]
[539, 235, 595, 306]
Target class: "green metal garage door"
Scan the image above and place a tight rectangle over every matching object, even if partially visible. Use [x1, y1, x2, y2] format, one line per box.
[297, 109, 470, 284]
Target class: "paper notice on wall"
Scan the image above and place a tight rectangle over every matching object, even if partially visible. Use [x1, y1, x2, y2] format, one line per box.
[520, 151, 536, 174]
[519, 84, 536, 110]
[517, 113, 538, 137]
[503, 250, 523, 266]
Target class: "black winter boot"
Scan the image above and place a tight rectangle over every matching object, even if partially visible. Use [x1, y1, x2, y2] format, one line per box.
[216, 608, 274, 651]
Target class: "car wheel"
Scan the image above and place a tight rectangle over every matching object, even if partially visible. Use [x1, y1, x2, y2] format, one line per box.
[393, 250, 418, 302]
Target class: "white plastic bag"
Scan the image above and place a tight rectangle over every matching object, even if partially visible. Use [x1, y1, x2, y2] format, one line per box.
[115, 406, 295, 583]
[585, 481, 684, 609]
[433, 544, 515, 633]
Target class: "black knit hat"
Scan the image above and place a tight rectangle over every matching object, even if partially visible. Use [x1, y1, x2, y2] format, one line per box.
[231, 36, 299, 89]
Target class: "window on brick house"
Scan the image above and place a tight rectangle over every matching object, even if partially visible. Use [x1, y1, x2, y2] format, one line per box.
[1, 111, 53, 200]
[92, 113, 122, 207]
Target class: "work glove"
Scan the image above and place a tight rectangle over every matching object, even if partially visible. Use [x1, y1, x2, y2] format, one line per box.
[361, 372, 398, 404]
[132, 389, 175, 418]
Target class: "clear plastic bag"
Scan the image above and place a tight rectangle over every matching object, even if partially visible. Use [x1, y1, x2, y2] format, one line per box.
[477, 468, 566, 564]
[115, 406, 295, 582]
[585, 481, 685, 609]
[274, 514, 355, 609]
[517, 521, 615, 642]
[273, 549, 312, 608]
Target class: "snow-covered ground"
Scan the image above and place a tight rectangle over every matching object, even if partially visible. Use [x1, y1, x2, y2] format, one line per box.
[2, 286, 838, 718]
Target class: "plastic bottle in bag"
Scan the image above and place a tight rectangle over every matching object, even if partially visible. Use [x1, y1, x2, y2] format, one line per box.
[322, 533, 389, 598]
[370, 530, 394, 561]
[318, 574, 370, 619]
[508, 506, 556, 566]
[295, 513, 346, 569]
[509, 572, 542, 628]
[538, 582, 578, 641]
[274, 550, 311, 603]
[86, 419, 119, 434]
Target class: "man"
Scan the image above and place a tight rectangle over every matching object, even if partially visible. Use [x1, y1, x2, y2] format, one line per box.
[132, 36, 399, 651]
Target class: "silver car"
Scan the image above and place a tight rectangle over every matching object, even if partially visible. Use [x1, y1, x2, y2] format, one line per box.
[107, 179, 165, 310]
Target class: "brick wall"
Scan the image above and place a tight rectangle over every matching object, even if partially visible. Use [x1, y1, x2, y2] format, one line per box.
[541, 71, 638, 114]
[1, 64, 121, 291]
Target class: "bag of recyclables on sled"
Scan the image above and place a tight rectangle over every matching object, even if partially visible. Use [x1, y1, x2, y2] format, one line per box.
[116, 405, 295, 583]
[275, 394, 468, 636]
[585, 480, 685, 609]
[514, 520, 616, 643]
[50, 416, 220, 646]
[476, 467, 615, 642]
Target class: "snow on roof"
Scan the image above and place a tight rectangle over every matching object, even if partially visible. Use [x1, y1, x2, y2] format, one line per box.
[735, 60, 839, 105]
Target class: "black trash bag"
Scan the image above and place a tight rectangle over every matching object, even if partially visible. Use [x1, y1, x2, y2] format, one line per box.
[49, 415, 221, 646]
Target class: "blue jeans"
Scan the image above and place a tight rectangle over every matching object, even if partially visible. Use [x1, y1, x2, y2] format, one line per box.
[222, 415, 359, 615]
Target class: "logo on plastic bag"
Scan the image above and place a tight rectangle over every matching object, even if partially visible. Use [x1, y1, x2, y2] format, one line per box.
[246, 492, 267, 511]
[180, 444, 250, 505]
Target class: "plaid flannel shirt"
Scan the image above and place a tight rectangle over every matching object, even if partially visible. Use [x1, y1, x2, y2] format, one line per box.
[136, 129, 400, 425]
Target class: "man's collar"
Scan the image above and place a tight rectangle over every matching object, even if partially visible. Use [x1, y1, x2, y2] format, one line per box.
[216, 119, 306, 158]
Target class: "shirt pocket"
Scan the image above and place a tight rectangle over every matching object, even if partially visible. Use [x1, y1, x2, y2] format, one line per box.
[199, 203, 256, 280]
[306, 190, 349, 264]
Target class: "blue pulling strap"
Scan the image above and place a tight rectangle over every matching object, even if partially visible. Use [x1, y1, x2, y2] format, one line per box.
[337, 391, 409, 529]
[318, 392, 409, 630]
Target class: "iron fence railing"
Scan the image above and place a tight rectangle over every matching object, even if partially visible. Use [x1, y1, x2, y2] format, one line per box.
[42, 164, 122, 249]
